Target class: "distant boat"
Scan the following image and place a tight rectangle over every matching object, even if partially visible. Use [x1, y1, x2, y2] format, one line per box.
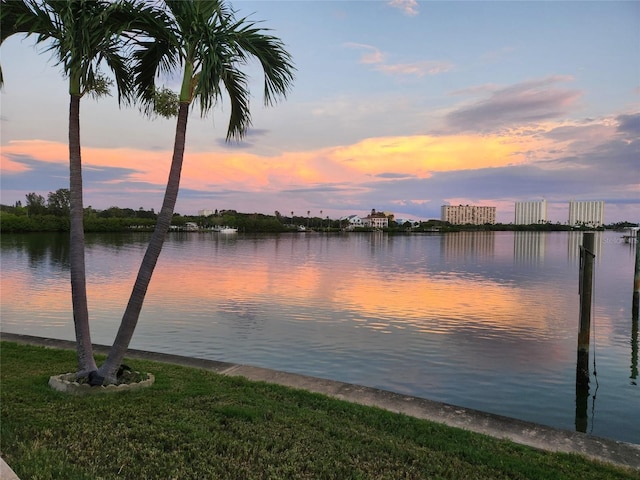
[214, 226, 238, 234]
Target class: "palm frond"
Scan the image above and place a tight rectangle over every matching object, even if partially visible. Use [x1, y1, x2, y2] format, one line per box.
[0, 0, 37, 44]
[229, 18, 295, 106]
[98, 45, 132, 104]
[129, 0, 294, 139]
[1, 0, 54, 88]
[219, 65, 251, 140]
[126, 1, 182, 111]
[133, 38, 179, 109]
[3, 0, 153, 102]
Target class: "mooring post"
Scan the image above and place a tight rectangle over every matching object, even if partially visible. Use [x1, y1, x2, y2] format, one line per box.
[576, 232, 595, 388]
[631, 310, 638, 385]
[633, 234, 639, 317]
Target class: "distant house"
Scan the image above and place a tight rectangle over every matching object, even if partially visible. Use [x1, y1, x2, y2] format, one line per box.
[362, 209, 389, 229]
[341, 214, 363, 230]
[341, 210, 394, 229]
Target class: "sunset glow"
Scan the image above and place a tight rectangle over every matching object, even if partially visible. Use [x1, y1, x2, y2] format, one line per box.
[1, 1, 637, 222]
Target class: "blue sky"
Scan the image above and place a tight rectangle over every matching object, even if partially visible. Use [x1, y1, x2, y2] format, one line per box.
[1, 0, 639, 223]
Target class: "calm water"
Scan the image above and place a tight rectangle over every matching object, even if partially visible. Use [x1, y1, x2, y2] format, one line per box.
[1, 230, 638, 443]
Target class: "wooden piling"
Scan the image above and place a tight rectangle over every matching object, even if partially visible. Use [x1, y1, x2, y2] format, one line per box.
[633, 234, 639, 384]
[576, 232, 595, 388]
[633, 235, 639, 317]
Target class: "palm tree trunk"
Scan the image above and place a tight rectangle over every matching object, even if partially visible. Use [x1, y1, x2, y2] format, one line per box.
[98, 102, 190, 383]
[69, 93, 97, 375]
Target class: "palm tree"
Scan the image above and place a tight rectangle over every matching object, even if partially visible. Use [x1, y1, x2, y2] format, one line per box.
[96, 0, 294, 383]
[0, 0, 156, 376]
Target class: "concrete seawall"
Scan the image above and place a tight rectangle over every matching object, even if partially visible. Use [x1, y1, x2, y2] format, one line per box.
[2, 332, 639, 472]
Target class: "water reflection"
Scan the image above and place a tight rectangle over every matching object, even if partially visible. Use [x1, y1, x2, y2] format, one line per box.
[514, 231, 546, 264]
[575, 378, 589, 433]
[632, 308, 639, 385]
[441, 231, 495, 262]
[0, 231, 638, 443]
[0, 232, 70, 270]
[567, 231, 603, 264]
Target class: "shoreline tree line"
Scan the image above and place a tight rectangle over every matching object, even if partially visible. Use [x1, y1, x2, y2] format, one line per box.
[1, 189, 631, 234]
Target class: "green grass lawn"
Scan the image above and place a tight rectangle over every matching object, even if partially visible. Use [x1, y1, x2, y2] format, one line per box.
[1, 341, 638, 480]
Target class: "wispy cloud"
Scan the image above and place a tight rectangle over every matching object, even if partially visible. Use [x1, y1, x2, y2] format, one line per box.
[387, 0, 419, 16]
[445, 76, 582, 133]
[449, 84, 502, 97]
[344, 42, 452, 77]
[375, 61, 453, 77]
[344, 42, 385, 64]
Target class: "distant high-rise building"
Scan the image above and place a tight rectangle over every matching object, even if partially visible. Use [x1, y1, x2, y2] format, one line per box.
[568, 201, 604, 227]
[514, 199, 547, 225]
[441, 204, 496, 225]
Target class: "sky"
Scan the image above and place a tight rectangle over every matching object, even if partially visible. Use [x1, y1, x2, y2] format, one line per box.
[1, 0, 639, 224]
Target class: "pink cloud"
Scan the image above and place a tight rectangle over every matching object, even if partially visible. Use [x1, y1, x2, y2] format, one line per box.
[387, 0, 419, 16]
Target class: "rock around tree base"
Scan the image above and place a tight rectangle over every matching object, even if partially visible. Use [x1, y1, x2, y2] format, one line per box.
[48, 372, 155, 395]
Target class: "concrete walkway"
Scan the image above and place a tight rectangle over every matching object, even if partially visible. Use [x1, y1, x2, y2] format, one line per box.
[2, 332, 639, 473]
[1, 456, 20, 480]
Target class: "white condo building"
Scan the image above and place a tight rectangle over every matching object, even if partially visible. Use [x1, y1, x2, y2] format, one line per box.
[441, 205, 496, 225]
[514, 199, 547, 225]
[568, 201, 605, 227]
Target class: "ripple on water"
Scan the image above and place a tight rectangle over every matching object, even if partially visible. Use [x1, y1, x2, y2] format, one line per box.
[1, 231, 638, 444]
